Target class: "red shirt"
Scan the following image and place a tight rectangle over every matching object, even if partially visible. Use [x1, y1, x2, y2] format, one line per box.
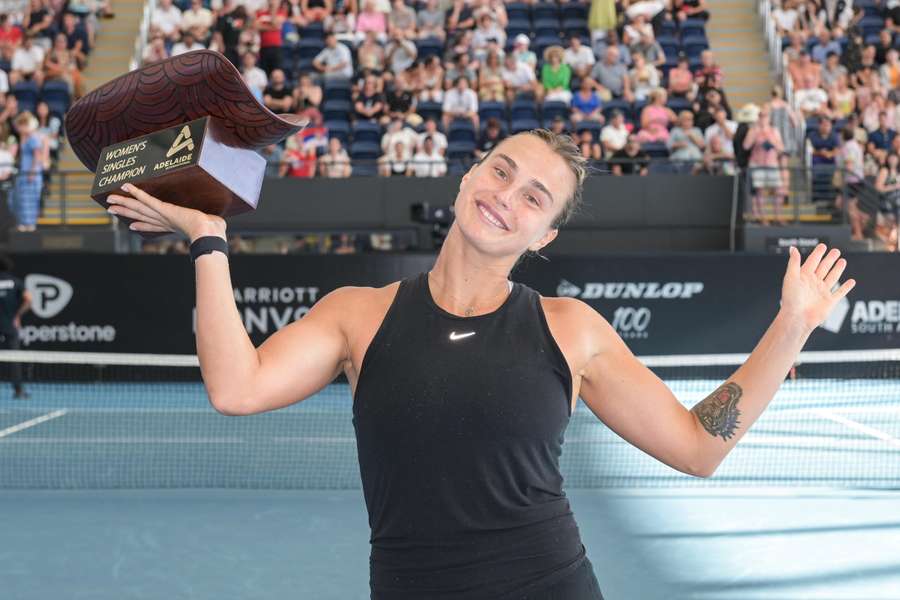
[256, 9, 288, 48]
[284, 148, 316, 178]
[0, 25, 23, 48]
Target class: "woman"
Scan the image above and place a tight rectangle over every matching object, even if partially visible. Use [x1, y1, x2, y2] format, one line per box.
[743, 105, 785, 225]
[43, 31, 85, 98]
[357, 30, 385, 74]
[541, 45, 573, 105]
[768, 84, 803, 156]
[292, 73, 322, 112]
[578, 127, 603, 160]
[571, 77, 604, 124]
[828, 72, 856, 120]
[836, 126, 868, 240]
[636, 87, 677, 143]
[104, 129, 854, 599]
[628, 52, 659, 102]
[477, 50, 505, 103]
[11, 111, 48, 233]
[419, 55, 444, 102]
[874, 151, 900, 249]
[34, 100, 60, 160]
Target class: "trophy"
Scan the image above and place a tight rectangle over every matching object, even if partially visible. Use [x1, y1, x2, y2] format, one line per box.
[64, 49, 307, 237]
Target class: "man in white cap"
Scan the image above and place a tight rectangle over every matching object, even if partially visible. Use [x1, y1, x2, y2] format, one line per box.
[512, 33, 536, 70]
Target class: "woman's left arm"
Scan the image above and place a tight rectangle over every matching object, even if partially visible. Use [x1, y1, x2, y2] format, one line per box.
[577, 244, 855, 477]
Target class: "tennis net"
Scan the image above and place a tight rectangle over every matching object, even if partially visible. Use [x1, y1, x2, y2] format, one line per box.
[1, 349, 898, 489]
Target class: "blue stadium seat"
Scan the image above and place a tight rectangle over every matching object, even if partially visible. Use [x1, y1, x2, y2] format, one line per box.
[602, 98, 632, 121]
[479, 101, 506, 122]
[417, 100, 443, 122]
[561, 2, 588, 21]
[39, 80, 71, 117]
[575, 120, 602, 138]
[683, 36, 709, 58]
[506, 2, 530, 22]
[667, 96, 692, 113]
[505, 19, 531, 40]
[533, 35, 562, 58]
[448, 120, 476, 143]
[323, 80, 351, 102]
[511, 99, 538, 121]
[658, 19, 678, 37]
[352, 120, 381, 144]
[533, 18, 561, 38]
[325, 120, 350, 145]
[562, 18, 589, 38]
[447, 140, 476, 158]
[350, 141, 380, 160]
[865, 32, 883, 46]
[532, 3, 559, 21]
[511, 118, 541, 133]
[352, 161, 379, 176]
[859, 16, 885, 37]
[12, 81, 39, 114]
[679, 19, 706, 38]
[541, 117, 571, 129]
[480, 119, 509, 136]
[323, 99, 351, 121]
[298, 23, 324, 40]
[642, 142, 669, 158]
[297, 38, 322, 60]
[416, 36, 443, 59]
[542, 101, 569, 122]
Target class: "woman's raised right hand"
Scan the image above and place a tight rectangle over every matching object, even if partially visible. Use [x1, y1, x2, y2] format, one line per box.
[106, 183, 226, 242]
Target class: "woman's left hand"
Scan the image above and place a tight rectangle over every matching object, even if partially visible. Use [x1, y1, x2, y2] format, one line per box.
[781, 243, 856, 332]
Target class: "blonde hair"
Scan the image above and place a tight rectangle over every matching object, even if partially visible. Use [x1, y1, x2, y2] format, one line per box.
[543, 45, 565, 63]
[13, 111, 37, 132]
[477, 128, 588, 229]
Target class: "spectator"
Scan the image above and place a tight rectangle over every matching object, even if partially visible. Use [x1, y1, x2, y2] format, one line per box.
[446, 0, 476, 34]
[313, 32, 354, 80]
[381, 116, 418, 155]
[768, 84, 804, 156]
[511, 33, 537, 70]
[674, 0, 709, 21]
[263, 68, 294, 113]
[808, 117, 839, 201]
[378, 139, 412, 176]
[794, 72, 830, 117]
[11, 112, 47, 233]
[471, 0, 506, 27]
[356, 0, 387, 43]
[667, 110, 705, 172]
[564, 36, 595, 80]
[874, 152, 900, 243]
[637, 87, 677, 143]
[788, 51, 821, 90]
[875, 30, 895, 66]
[180, 0, 214, 42]
[44, 31, 84, 98]
[255, 0, 287, 74]
[419, 55, 444, 102]
[357, 30, 386, 73]
[771, 0, 800, 36]
[610, 134, 650, 175]
[260, 142, 283, 178]
[881, 49, 900, 91]
[151, 0, 182, 44]
[58, 12, 90, 61]
[743, 104, 785, 224]
[471, 14, 505, 57]
[829, 72, 856, 120]
[628, 52, 659, 102]
[693, 87, 730, 131]
[577, 128, 602, 160]
[408, 135, 446, 176]
[384, 29, 417, 78]
[444, 29, 475, 64]
[441, 75, 479, 131]
[821, 51, 847, 89]
[417, 117, 447, 155]
[293, 72, 322, 111]
[33, 100, 59, 160]
[475, 116, 505, 158]
[385, 66, 418, 122]
[501, 51, 538, 102]
[623, 14, 653, 49]
[210, 2, 246, 66]
[301, 0, 332, 24]
[837, 126, 867, 239]
[571, 77, 604, 124]
[171, 30, 205, 56]
[868, 111, 897, 164]
[601, 109, 630, 153]
[319, 137, 352, 177]
[282, 133, 317, 178]
[417, 0, 446, 41]
[541, 46, 572, 104]
[592, 29, 631, 68]
[589, 46, 634, 102]
[549, 114, 569, 136]
[694, 49, 724, 95]
[478, 50, 505, 102]
[323, 4, 357, 45]
[810, 29, 841, 65]
[667, 54, 695, 100]
[241, 51, 267, 100]
[703, 106, 737, 174]
[10, 34, 45, 87]
[354, 73, 387, 123]
[143, 33, 170, 65]
[631, 29, 666, 68]
[444, 52, 477, 90]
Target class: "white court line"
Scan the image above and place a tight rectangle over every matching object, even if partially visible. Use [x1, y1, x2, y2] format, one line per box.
[811, 408, 900, 449]
[0, 409, 67, 439]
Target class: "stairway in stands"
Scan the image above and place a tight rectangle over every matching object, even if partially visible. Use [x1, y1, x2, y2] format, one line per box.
[39, 0, 145, 228]
[704, 0, 772, 109]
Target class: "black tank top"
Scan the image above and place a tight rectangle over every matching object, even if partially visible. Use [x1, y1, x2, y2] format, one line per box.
[353, 271, 587, 599]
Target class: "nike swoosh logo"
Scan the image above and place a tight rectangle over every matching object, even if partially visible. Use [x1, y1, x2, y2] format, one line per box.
[449, 331, 476, 341]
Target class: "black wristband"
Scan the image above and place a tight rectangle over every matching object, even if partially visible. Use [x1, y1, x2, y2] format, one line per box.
[189, 236, 228, 262]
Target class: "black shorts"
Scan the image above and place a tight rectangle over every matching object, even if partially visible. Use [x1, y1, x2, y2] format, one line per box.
[502, 556, 604, 600]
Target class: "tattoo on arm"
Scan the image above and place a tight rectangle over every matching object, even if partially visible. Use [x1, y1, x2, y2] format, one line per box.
[691, 382, 743, 442]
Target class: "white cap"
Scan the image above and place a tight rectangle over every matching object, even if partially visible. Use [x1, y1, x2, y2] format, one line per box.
[514, 33, 530, 46]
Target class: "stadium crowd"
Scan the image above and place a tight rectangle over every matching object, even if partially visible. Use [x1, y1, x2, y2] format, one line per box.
[769, 0, 900, 246]
[141, 0, 735, 179]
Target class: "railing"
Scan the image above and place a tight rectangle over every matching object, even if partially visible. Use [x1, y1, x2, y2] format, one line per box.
[757, 0, 795, 117]
[131, 0, 155, 71]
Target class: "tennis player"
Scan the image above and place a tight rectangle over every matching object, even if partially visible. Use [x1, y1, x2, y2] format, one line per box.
[105, 129, 855, 599]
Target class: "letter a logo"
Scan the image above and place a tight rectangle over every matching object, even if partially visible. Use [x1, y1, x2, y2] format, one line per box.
[166, 126, 194, 158]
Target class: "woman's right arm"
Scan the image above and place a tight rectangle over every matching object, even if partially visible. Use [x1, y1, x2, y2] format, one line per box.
[105, 184, 351, 416]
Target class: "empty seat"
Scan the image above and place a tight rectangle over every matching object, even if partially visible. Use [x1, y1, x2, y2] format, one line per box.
[352, 120, 381, 144]
[448, 120, 476, 143]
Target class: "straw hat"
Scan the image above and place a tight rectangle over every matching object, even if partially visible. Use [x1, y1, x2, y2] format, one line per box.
[736, 103, 760, 124]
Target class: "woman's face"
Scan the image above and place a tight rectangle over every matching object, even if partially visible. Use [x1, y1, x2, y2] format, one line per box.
[455, 135, 573, 258]
[36, 102, 47, 117]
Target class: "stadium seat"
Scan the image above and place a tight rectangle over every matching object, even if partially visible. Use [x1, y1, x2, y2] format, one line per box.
[480, 119, 509, 136]
[297, 38, 322, 61]
[479, 101, 506, 122]
[679, 19, 706, 38]
[561, 2, 588, 21]
[542, 101, 569, 122]
[39, 80, 71, 117]
[350, 141, 380, 160]
[533, 35, 563, 58]
[859, 16, 885, 37]
[324, 80, 351, 102]
[562, 18, 589, 38]
[416, 37, 443, 59]
[12, 80, 39, 114]
[505, 19, 531, 40]
[667, 97, 692, 113]
[352, 161, 379, 176]
[298, 23, 324, 40]
[533, 18, 562, 38]
[683, 36, 710, 59]
[417, 100, 443, 122]
[352, 120, 382, 144]
[323, 99, 351, 121]
[505, 2, 530, 22]
[658, 19, 678, 37]
[325, 120, 350, 145]
[642, 142, 669, 158]
[532, 3, 559, 21]
[448, 120, 476, 143]
[574, 120, 602, 138]
[511, 99, 538, 121]
[602, 98, 632, 121]
[511, 118, 541, 133]
[447, 140, 476, 159]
